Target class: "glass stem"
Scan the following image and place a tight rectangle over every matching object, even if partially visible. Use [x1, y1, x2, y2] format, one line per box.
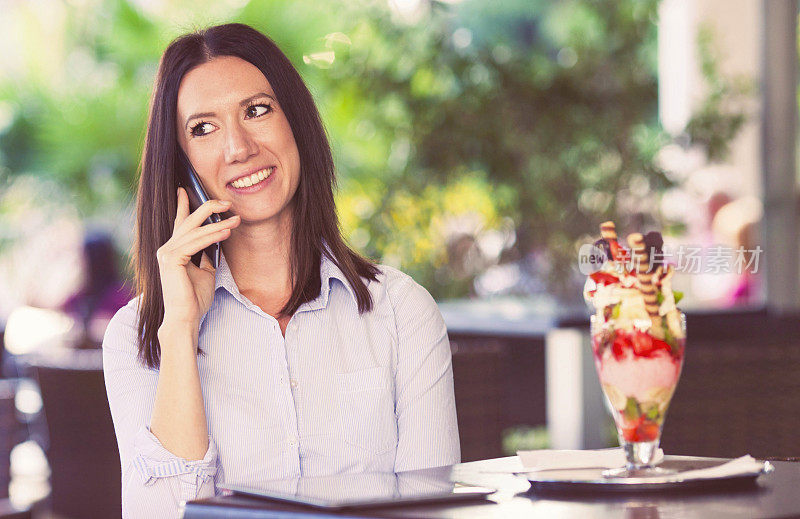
[623, 439, 660, 469]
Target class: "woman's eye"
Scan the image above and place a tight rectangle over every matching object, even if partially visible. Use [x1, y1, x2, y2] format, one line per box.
[190, 122, 214, 137]
[246, 103, 273, 119]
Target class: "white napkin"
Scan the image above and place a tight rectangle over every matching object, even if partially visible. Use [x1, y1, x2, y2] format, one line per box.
[517, 448, 664, 471]
[516, 450, 769, 480]
[666, 455, 769, 480]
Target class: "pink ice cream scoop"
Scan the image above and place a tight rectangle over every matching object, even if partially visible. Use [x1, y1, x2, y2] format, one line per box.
[598, 349, 682, 402]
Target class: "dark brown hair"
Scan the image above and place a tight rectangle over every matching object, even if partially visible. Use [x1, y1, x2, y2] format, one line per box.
[133, 23, 379, 368]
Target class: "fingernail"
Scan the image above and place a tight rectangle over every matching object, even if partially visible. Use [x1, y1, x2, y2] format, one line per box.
[220, 200, 232, 205]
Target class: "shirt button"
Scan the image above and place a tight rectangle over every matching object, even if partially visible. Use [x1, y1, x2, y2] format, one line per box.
[288, 437, 298, 447]
[290, 378, 298, 389]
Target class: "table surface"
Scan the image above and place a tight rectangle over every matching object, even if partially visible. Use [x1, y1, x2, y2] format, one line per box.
[182, 455, 800, 519]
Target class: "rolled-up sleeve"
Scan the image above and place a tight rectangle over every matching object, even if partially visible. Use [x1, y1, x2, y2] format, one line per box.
[386, 273, 461, 472]
[102, 300, 220, 518]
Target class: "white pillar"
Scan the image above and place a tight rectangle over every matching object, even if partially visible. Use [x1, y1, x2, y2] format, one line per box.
[545, 329, 607, 449]
[659, 0, 763, 199]
[762, 0, 799, 312]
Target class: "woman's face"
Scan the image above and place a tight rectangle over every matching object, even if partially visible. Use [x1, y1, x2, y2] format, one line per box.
[176, 56, 301, 225]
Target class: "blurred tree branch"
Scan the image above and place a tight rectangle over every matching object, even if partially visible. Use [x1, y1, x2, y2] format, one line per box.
[0, 0, 749, 303]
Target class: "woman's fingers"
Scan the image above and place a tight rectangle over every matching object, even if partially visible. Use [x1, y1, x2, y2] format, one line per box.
[171, 215, 240, 255]
[172, 187, 232, 238]
[176, 198, 232, 236]
[184, 227, 234, 260]
[159, 226, 234, 268]
[162, 188, 238, 269]
[173, 187, 191, 234]
[158, 189, 235, 328]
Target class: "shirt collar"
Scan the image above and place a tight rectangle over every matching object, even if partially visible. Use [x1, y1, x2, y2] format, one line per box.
[313, 250, 357, 311]
[213, 249, 238, 295]
[200, 247, 356, 326]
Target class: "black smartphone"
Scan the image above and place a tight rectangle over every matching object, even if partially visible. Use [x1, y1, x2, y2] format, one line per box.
[176, 151, 222, 268]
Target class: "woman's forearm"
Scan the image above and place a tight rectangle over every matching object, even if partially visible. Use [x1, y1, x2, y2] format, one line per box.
[150, 321, 209, 460]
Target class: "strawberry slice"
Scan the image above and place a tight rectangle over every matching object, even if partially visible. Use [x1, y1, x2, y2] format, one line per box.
[631, 331, 655, 357]
[637, 421, 660, 442]
[608, 240, 622, 260]
[651, 337, 672, 354]
[611, 332, 630, 360]
[621, 426, 639, 442]
[619, 414, 660, 443]
[590, 271, 619, 285]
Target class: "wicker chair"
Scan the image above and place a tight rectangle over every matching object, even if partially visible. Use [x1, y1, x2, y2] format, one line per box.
[0, 381, 17, 499]
[449, 330, 548, 462]
[30, 350, 121, 519]
[450, 337, 507, 462]
[660, 310, 800, 459]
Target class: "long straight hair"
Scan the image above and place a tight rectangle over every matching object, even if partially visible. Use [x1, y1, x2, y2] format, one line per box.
[134, 23, 379, 369]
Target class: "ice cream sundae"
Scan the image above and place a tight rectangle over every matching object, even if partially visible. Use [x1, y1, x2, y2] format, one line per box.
[584, 221, 686, 474]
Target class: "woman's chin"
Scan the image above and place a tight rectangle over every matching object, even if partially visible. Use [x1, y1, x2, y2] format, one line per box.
[233, 209, 291, 227]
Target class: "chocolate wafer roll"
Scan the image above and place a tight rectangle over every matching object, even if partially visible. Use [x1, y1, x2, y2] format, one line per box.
[599, 221, 624, 271]
[627, 233, 663, 337]
[600, 221, 617, 241]
[652, 265, 664, 287]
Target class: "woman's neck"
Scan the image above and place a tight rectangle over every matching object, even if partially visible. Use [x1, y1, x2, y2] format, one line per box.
[221, 211, 293, 302]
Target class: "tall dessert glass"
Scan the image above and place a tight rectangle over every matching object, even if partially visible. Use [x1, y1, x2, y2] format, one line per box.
[584, 223, 687, 478]
[590, 313, 686, 477]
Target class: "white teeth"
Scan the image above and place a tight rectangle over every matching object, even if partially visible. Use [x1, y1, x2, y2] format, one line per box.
[231, 167, 273, 189]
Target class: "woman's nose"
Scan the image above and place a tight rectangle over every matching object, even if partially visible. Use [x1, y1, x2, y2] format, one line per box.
[223, 122, 258, 164]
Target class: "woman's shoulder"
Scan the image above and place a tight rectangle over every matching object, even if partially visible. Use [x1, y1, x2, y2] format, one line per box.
[365, 264, 446, 341]
[110, 294, 142, 321]
[373, 263, 412, 284]
[369, 264, 436, 311]
[102, 295, 142, 353]
[371, 264, 416, 293]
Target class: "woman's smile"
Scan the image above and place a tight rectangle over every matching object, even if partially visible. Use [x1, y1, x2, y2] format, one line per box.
[227, 166, 276, 194]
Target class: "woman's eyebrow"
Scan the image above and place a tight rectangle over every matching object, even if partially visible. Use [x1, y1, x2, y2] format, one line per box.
[184, 111, 215, 130]
[184, 92, 277, 130]
[239, 92, 276, 107]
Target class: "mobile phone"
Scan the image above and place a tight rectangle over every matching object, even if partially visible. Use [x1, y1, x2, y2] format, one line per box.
[176, 151, 222, 268]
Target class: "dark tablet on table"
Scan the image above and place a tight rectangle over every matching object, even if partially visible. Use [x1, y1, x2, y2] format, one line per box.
[219, 468, 495, 511]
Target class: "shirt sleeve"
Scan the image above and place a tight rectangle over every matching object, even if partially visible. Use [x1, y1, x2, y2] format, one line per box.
[386, 272, 461, 472]
[102, 300, 221, 518]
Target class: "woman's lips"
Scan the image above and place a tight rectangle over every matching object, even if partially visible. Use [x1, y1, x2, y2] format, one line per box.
[226, 167, 276, 194]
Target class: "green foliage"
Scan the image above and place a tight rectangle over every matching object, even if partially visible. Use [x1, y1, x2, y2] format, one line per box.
[685, 25, 753, 163]
[0, 0, 747, 302]
[502, 425, 550, 454]
[321, 0, 670, 299]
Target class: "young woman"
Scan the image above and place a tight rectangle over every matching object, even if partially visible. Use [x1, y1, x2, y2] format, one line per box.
[102, 23, 459, 516]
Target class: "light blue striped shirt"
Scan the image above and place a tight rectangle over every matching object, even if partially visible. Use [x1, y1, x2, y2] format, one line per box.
[102, 251, 460, 518]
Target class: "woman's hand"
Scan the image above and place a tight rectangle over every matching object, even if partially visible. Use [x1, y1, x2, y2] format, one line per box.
[156, 187, 241, 330]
